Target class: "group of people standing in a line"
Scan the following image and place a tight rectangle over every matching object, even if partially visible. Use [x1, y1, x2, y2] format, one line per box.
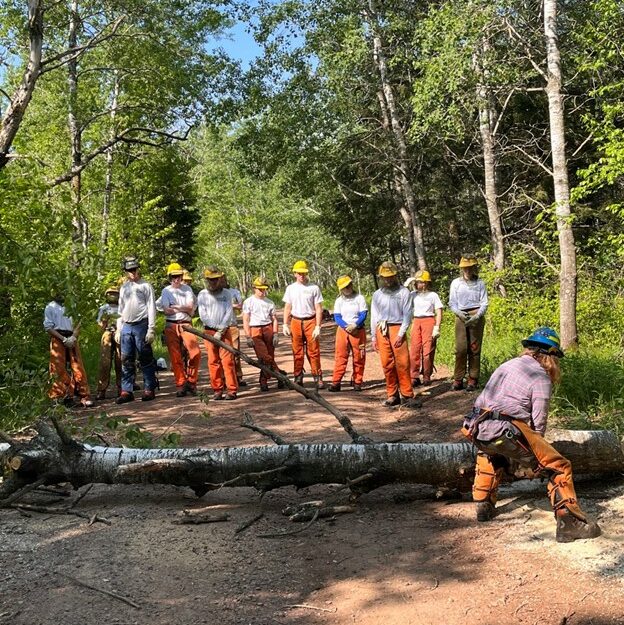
[44, 254, 489, 408]
[43, 254, 603, 543]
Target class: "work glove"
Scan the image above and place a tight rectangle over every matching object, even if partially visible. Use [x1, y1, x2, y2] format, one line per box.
[283, 324, 291, 338]
[63, 336, 76, 349]
[311, 325, 321, 341]
[114, 329, 121, 344]
[377, 320, 389, 337]
[272, 334, 279, 347]
[403, 277, 416, 289]
[145, 329, 155, 345]
[465, 315, 478, 327]
[432, 325, 440, 339]
[246, 336, 254, 348]
[213, 331, 222, 342]
[345, 323, 357, 335]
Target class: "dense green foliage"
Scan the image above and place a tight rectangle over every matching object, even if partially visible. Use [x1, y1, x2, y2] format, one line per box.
[2, 0, 624, 432]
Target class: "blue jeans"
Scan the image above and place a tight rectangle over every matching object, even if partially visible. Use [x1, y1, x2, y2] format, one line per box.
[120, 319, 157, 392]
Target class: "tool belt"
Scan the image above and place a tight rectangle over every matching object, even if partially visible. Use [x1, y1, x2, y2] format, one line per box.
[462, 407, 520, 443]
[56, 329, 74, 338]
[250, 323, 271, 328]
[292, 315, 315, 321]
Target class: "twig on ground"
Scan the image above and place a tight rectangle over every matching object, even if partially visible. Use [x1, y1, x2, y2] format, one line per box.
[12, 503, 111, 525]
[429, 578, 439, 590]
[241, 412, 289, 445]
[62, 574, 140, 609]
[154, 411, 185, 445]
[0, 477, 47, 508]
[235, 512, 265, 534]
[259, 509, 320, 538]
[36, 486, 71, 497]
[284, 604, 337, 613]
[69, 484, 93, 509]
[172, 513, 230, 525]
[515, 602, 529, 617]
[95, 433, 111, 447]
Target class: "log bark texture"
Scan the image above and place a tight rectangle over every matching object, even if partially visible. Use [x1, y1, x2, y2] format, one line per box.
[1, 423, 622, 500]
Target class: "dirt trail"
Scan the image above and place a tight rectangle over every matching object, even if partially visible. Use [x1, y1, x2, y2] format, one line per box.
[1, 322, 623, 625]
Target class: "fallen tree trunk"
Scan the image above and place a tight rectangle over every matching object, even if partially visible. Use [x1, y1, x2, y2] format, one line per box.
[0, 421, 622, 500]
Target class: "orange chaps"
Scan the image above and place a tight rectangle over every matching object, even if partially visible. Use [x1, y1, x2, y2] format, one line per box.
[203, 328, 238, 394]
[332, 327, 366, 385]
[250, 325, 277, 383]
[376, 324, 413, 399]
[48, 336, 90, 400]
[165, 323, 201, 389]
[409, 317, 436, 382]
[470, 419, 587, 521]
[97, 330, 121, 393]
[290, 317, 321, 377]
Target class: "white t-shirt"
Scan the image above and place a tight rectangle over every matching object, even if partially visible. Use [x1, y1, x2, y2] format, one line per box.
[411, 291, 444, 318]
[333, 294, 367, 325]
[43, 300, 73, 332]
[283, 282, 323, 318]
[160, 284, 196, 322]
[243, 295, 276, 326]
[197, 288, 235, 330]
[118, 279, 156, 330]
[370, 286, 412, 337]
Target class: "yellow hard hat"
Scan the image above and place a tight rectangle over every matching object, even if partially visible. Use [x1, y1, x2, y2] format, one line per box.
[378, 261, 398, 278]
[459, 256, 478, 268]
[204, 266, 224, 279]
[414, 270, 431, 282]
[336, 275, 352, 290]
[182, 270, 192, 282]
[105, 285, 119, 295]
[167, 262, 184, 276]
[252, 276, 269, 290]
[292, 260, 309, 273]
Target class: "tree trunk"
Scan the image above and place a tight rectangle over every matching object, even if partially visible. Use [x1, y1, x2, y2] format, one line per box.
[0, 0, 44, 169]
[475, 37, 506, 295]
[544, 0, 578, 349]
[1, 425, 622, 500]
[366, 8, 426, 270]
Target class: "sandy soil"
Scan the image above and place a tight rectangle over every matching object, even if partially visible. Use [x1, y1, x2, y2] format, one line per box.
[1, 321, 623, 625]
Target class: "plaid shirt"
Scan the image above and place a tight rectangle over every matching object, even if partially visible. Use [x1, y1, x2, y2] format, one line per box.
[474, 355, 552, 434]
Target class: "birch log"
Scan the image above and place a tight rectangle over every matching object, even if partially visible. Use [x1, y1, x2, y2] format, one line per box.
[1, 423, 622, 500]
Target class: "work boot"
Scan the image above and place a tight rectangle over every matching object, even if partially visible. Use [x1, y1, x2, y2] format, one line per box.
[422, 377, 432, 387]
[95, 390, 106, 401]
[314, 375, 325, 390]
[277, 377, 286, 389]
[412, 378, 421, 388]
[176, 386, 187, 397]
[260, 382, 269, 392]
[116, 391, 134, 405]
[382, 395, 400, 408]
[556, 513, 602, 543]
[184, 382, 197, 396]
[141, 390, 156, 402]
[79, 398, 95, 408]
[213, 391, 224, 401]
[400, 396, 422, 409]
[225, 393, 238, 401]
[476, 501, 495, 522]
[328, 383, 341, 392]
[293, 373, 304, 386]
[465, 378, 478, 392]
[238, 378, 247, 388]
[452, 380, 464, 391]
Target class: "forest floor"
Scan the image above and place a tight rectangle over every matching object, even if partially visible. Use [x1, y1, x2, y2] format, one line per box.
[1, 320, 624, 625]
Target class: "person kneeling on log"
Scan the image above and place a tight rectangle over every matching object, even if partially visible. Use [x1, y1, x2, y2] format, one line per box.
[461, 327, 601, 543]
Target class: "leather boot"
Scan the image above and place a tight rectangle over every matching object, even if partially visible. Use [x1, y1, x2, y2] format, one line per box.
[476, 501, 495, 522]
[556, 513, 601, 543]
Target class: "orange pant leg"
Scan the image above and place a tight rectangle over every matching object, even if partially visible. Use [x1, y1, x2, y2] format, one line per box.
[219, 328, 239, 393]
[332, 327, 350, 384]
[230, 325, 243, 380]
[472, 452, 505, 504]
[388, 325, 413, 398]
[251, 326, 276, 383]
[204, 331, 225, 393]
[409, 318, 423, 380]
[377, 327, 398, 398]
[350, 328, 366, 384]
[513, 420, 586, 521]
[302, 318, 321, 376]
[414, 317, 436, 380]
[97, 330, 114, 393]
[180, 326, 201, 386]
[165, 324, 187, 388]
[68, 342, 90, 399]
[290, 319, 306, 376]
[49, 337, 71, 399]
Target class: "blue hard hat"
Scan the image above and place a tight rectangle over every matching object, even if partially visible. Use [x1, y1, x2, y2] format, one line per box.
[521, 326, 564, 358]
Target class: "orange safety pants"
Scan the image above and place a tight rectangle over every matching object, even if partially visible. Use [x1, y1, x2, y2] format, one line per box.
[203, 328, 238, 394]
[471, 419, 587, 521]
[332, 327, 366, 385]
[290, 317, 321, 377]
[409, 317, 436, 382]
[250, 325, 277, 383]
[230, 325, 244, 380]
[48, 336, 90, 400]
[376, 324, 413, 399]
[97, 330, 122, 393]
[165, 323, 201, 389]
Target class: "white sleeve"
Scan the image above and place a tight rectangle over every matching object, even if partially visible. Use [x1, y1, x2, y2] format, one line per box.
[313, 285, 324, 305]
[433, 293, 444, 310]
[146, 284, 156, 330]
[282, 285, 292, 304]
[43, 304, 55, 330]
